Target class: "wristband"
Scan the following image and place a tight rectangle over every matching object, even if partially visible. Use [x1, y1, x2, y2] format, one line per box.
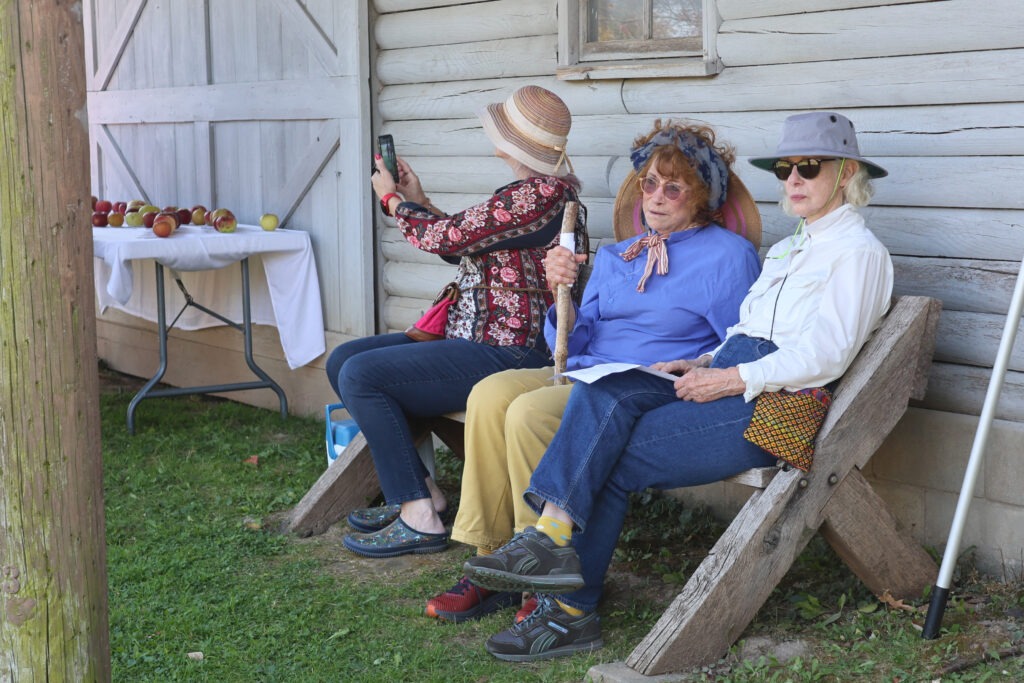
[380, 192, 401, 217]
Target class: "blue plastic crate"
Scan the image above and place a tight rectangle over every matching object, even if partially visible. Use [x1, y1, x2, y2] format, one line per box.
[325, 403, 360, 468]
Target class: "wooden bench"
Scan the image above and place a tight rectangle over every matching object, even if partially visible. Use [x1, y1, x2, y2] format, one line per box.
[288, 296, 941, 677]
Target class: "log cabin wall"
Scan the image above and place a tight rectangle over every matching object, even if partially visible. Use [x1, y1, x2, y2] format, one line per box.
[371, 0, 1024, 577]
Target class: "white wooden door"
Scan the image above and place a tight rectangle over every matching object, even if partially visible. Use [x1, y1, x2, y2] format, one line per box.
[83, 0, 373, 336]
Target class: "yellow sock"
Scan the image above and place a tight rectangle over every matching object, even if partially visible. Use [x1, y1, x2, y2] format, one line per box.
[476, 547, 492, 557]
[556, 599, 584, 617]
[535, 515, 571, 547]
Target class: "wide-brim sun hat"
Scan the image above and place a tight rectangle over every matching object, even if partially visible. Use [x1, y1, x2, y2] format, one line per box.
[478, 85, 572, 177]
[749, 112, 887, 179]
[612, 126, 762, 248]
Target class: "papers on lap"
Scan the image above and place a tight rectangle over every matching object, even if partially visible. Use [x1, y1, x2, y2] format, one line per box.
[560, 362, 679, 384]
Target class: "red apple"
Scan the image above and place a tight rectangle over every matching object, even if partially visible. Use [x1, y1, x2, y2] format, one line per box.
[95, 199, 112, 213]
[107, 212, 125, 227]
[214, 211, 237, 233]
[204, 210, 213, 226]
[142, 211, 158, 228]
[176, 208, 192, 225]
[152, 214, 177, 238]
[92, 211, 109, 227]
[162, 205, 177, 214]
[113, 201, 128, 214]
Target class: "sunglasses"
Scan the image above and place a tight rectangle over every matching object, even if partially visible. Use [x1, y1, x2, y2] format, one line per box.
[771, 158, 836, 181]
[638, 176, 686, 201]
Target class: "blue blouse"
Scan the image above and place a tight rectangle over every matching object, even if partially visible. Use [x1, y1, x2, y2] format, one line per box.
[545, 224, 761, 371]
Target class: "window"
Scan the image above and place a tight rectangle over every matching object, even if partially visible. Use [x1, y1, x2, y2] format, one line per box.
[557, 0, 721, 80]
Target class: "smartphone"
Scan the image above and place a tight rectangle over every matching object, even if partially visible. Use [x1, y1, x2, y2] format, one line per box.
[377, 134, 399, 182]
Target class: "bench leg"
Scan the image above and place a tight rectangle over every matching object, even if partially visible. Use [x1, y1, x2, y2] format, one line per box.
[286, 432, 381, 537]
[626, 468, 814, 675]
[820, 468, 936, 598]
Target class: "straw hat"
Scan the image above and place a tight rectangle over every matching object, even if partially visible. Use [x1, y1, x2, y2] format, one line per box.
[612, 128, 762, 247]
[749, 112, 887, 179]
[478, 86, 573, 177]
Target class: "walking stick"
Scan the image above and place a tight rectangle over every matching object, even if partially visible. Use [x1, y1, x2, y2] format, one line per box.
[922, 254, 1024, 639]
[553, 201, 578, 385]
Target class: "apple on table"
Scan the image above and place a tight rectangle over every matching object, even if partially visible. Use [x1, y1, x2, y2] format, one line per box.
[259, 213, 279, 231]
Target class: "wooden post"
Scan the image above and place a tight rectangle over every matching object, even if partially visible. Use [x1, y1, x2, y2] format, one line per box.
[0, 3, 111, 680]
[553, 201, 578, 385]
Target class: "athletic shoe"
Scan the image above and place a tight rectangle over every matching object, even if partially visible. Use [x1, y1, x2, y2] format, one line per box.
[425, 576, 519, 622]
[342, 517, 448, 558]
[485, 594, 603, 662]
[515, 594, 539, 624]
[463, 526, 584, 593]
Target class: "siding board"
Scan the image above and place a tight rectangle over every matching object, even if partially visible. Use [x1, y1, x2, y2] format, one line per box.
[719, 0, 1023, 67]
[376, 35, 558, 84]
[375, 0, 555, 50]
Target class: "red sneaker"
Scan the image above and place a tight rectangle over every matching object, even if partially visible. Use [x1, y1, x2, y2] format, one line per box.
[515, 594, 539, 623]
[426, 576, 519, 623]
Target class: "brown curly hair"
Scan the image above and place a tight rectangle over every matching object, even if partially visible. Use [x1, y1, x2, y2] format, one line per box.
[633, 119, 736, 228]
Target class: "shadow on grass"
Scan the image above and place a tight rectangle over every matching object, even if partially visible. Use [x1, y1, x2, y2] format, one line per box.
[100, 367, 1024, 682]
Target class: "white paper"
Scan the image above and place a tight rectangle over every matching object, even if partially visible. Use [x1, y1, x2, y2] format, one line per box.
[560, 362, 679, 384]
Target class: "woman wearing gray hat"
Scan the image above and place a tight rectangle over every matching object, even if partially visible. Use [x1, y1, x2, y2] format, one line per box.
[327, 85, 587, 559]
[460, 112, 894, 662]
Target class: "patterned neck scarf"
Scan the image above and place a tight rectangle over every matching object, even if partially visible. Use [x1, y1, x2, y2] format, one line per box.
[621, 232, 669, 293]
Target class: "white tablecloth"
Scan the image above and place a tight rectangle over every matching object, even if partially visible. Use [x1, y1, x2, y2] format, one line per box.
[92, 224, 325, 369]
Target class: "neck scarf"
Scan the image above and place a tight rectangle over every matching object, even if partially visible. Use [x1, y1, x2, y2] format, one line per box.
[621, 232, 669, 293]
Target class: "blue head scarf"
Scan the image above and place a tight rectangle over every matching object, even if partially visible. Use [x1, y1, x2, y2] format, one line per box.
[629, 129, 729, 211]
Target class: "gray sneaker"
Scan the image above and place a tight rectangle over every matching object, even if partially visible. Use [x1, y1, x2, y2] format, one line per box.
[485, 594, 603, 662]
[463, 526, 584, 593]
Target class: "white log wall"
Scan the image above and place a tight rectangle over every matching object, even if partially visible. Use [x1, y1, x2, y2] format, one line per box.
[371, 0, 1024, 427]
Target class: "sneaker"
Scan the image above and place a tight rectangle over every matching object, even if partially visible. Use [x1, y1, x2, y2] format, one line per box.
[425, 576, 519, 623]
[515, 594, 539, 624]
[485, 594, 603, 662]
[463, 527, 584, 593]
[342, 517, 448, 558]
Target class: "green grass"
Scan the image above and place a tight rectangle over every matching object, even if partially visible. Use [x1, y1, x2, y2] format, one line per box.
[101, 371, 1024, 682]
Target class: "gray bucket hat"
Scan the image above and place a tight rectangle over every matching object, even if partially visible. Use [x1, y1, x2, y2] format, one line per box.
[749, 112, 887, 179]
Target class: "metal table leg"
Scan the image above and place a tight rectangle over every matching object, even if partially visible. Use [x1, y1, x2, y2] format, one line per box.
[126, 258, 288, 434]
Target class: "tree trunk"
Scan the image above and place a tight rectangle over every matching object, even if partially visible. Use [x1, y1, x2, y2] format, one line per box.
[0, 2, 110, 680]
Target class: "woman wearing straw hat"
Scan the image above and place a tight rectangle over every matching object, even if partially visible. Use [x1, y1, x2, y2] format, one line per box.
[422, 120, 762, 623]
[462, 111, 894, 662]
[328, 85, 587, 559]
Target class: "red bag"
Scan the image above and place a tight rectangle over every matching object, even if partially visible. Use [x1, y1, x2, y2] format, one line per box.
[405, 283, 459, 342]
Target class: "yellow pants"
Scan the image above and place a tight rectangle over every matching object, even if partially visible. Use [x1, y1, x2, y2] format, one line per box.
[450, 366, 571, 552]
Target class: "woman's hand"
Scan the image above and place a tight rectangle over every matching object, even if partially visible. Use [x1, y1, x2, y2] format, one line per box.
[673, 367, 745, 403]
[544, 246, 586, 287]
[370, 155, 397, 199]
[394, 157, 427, 205]
[650, 356, 710, 376]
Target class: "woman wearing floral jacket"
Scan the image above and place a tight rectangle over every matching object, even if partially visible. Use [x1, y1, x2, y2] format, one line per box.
[328, 85, 587, 559]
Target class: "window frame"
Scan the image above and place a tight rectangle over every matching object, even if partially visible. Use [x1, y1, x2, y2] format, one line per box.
[557, 0, 722, 80]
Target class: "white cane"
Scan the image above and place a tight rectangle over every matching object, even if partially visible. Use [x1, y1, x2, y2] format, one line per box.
[553, 201, 579, 385]
[922, 254, 1024, 638]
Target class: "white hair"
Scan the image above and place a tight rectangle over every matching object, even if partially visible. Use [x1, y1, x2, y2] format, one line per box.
[780, 161, 874, 215]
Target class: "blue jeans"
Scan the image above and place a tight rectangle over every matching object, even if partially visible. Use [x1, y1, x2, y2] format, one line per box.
[523, 334, 779, 610]
[326, 333, 550, 504]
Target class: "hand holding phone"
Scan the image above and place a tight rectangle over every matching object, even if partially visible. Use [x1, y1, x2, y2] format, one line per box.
[377, 134, 399, 183]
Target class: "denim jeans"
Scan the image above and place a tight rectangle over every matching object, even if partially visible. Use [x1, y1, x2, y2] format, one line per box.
[326, 333, 551, 504]
[523, 334, 779, 610]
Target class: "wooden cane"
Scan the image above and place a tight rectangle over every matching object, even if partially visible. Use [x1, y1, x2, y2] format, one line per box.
[553, 201, 578, 385]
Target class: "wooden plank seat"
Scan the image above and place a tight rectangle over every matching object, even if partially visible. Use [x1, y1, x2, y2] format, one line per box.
[287, 296, 941, 677]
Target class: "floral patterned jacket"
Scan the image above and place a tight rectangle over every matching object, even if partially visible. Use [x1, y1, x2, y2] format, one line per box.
[395, 176, 587, 350]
